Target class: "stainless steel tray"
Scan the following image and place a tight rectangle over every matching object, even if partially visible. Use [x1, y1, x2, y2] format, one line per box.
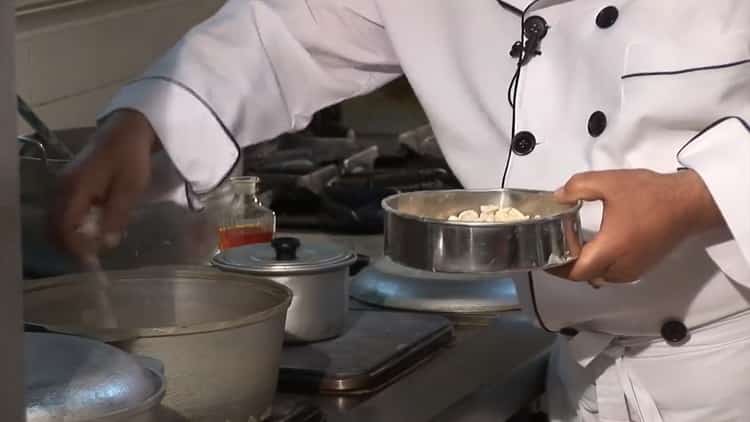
[278, 311, 453, 395]
[382, 189, 583, 274]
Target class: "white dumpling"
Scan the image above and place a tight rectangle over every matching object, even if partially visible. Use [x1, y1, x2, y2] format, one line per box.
[480, 204, 500, 213]
[494, 207, 529, 222]
[457, 209, 480, 221]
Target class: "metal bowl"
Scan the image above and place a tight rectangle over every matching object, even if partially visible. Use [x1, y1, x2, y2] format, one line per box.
[382, 189, 583, 274]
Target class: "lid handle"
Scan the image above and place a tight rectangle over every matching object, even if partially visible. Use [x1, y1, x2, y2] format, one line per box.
[271, 237, 300, 261]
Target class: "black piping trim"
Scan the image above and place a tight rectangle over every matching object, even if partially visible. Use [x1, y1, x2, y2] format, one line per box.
[498, 0, 551, 333]
[527, 272, 553, 332]
[622, 59, 750, 80]
[676, 116, 750, 160]
[136, 75, 243, 211]
[496, 0, 523, 17]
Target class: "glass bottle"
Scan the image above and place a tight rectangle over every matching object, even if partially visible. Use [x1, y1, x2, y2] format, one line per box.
[209, 176, 275, 251]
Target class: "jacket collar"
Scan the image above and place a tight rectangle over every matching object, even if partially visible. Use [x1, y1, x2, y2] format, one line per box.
[502, 0, 573, 14]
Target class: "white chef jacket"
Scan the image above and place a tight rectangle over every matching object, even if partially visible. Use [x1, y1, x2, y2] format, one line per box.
[102, 0, 750, 420]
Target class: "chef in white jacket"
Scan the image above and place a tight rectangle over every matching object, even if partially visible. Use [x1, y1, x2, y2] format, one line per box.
[52, 1, 750, 420]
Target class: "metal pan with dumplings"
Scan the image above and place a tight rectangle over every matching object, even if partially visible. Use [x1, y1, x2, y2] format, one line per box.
[382, 189, 583, 274]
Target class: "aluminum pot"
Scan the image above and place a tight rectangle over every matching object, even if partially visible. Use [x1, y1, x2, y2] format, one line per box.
[382, 189, 583, 274]
[23, 266, 292, 421]
[18, 127, 241, 277]
[25, 332, 165, 422]
[212, 237, 357, 343]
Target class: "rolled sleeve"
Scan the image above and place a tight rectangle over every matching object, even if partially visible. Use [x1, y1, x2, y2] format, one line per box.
[677, 117, 750, 283]
[99, 0, 401, 201]
[100, 78, 238, 194]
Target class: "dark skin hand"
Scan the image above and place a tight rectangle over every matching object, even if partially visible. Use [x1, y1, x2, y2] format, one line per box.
[50, 109, 159, 262]
[548, 169, 724, 284]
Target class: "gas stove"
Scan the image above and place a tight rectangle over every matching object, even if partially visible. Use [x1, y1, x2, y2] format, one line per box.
[243, 123, 462, 234]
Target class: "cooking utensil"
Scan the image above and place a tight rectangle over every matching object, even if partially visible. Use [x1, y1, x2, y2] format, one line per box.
[23, 266, 292, 421]
[212, 237, 357, 343]
[76, 207, 120, 329]
[25, 332, 165, 422]
[382, 189, 583, 273]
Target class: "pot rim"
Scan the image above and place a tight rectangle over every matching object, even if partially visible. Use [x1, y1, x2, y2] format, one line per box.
[23, 266, 293, 339]
[381, 188, 582, 226]
[211, 253, 358, 276]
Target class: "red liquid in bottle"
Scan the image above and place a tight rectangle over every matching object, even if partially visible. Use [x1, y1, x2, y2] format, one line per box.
[218, 225, 274, 250]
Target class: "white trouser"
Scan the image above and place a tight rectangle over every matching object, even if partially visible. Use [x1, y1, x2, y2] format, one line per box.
[546, 311, 750, 422]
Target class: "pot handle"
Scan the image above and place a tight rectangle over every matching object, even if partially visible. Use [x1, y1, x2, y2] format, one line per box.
[24, 322, 53, 333]
[350, 254, 370, 276]
[271, 237, 300, 261]
[17, 135, 49, 167]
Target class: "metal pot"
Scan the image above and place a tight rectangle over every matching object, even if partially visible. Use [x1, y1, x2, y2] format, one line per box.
[23, 266, 292, 421]
[212, 237, 357, 343]
[18, 127, 241, 277]
[25, 332, 165, 422]
[382, 189, 583, 274]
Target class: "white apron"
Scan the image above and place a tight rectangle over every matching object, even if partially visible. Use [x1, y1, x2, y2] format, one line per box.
[546, 310, 750, 422]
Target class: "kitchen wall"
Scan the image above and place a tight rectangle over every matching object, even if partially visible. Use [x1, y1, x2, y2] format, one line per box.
[15, 0, 427, 138]
[15, 0, 225, 135]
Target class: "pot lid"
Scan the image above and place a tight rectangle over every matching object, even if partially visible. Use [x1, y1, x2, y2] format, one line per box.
[25, 332, 165, 422]
[212, 237, 357, 275]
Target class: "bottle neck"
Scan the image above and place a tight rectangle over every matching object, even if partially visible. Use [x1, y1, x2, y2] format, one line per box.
[230, 176, 260, 196]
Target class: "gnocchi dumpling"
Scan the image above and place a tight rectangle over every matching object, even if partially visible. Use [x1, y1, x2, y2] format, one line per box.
[447, 204, 537, 223]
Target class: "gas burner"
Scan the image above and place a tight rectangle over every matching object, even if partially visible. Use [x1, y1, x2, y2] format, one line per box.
[243, 125, 461, 234]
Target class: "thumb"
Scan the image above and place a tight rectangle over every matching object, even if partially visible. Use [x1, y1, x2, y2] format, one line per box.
[565, 235, 615, 282]
[555, 171, 607, 204]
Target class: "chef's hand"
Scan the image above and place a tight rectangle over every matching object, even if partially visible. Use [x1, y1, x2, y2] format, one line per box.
[548, 169, 723, 284]
[50, 110, 158, 261]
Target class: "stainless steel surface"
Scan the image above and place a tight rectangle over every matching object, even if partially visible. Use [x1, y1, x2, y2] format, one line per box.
[383, 189, 583, 273]
[268, 233, 553, 421]
[279, 311, 453, 394]
[285, 313, 554, 422]
[19, 126, 242, 276]
[351, 256, 520, 314]
[23, 266, 293, 421]
[1, 2, 23, 418]
[213, 239, 357, 343]
[25, 332, 165, 422]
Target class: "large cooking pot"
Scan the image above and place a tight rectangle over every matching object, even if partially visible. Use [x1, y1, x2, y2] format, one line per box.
[212, 237, 358, 343]
[23, 266, 292, 421]
[19, 127, 240, 276]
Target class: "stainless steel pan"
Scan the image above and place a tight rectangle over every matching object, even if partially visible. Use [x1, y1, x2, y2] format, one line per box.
[382, 189, 583, 273]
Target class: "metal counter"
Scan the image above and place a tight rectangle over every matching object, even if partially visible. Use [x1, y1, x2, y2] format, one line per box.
[276, 231, 555, 422]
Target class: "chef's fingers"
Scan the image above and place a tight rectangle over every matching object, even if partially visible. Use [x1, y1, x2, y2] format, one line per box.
[545, 261, 575, 279]
[563, 237, 615, 282]
[99, 174, 143, 249]
[52, 187, 101, 260]
[555, 171, 610, 203]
